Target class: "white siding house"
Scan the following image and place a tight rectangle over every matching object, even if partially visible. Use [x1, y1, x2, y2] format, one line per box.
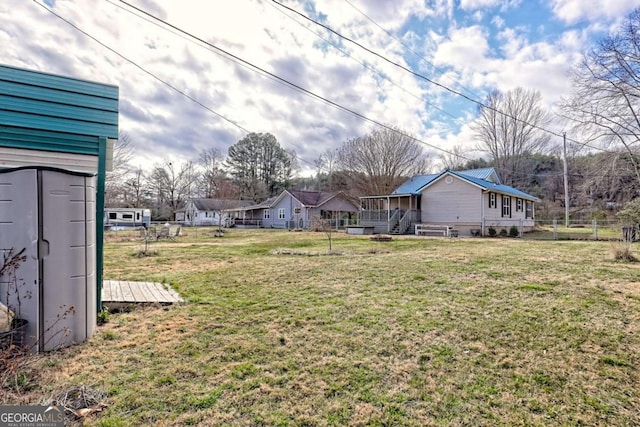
[360, 168, 539, 236]
[182, 199, 254, 226]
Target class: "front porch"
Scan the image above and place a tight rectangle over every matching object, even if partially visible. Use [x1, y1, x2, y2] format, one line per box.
[359, 194, 421, 234]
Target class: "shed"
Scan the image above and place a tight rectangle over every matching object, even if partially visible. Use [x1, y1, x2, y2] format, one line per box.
[0, 64, 118, 350]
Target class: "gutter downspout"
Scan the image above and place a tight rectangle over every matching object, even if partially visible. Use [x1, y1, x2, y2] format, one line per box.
[481, 190, 485, 236]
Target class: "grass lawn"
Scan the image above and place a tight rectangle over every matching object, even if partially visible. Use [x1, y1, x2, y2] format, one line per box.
[3, 228, 639, 426]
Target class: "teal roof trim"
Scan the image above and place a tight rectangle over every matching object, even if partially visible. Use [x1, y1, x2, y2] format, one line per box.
[0, 64, 118, 99]
[0, 126, 99, 155]
[0, 64, 118, 140]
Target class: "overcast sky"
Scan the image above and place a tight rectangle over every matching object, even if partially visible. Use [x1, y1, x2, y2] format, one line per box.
[1, 0, 638, 176]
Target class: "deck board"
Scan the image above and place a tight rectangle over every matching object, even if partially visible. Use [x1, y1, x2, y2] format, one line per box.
[102, 280, 183, 305]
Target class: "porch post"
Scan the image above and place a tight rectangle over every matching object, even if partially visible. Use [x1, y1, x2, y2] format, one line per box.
[387, 196, 391, 233]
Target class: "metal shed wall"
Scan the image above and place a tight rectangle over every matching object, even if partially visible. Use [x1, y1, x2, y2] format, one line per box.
[0, 64, 119, 311]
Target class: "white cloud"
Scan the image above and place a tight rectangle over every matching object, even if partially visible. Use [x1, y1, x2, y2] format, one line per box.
[459, 0, 502, 10]
[459, 0, 521, 12]
[550, 0, 638, 24]
[0, 0, 632, 177]
[433, 26, 492, 71]
[491, 15, 505, 28]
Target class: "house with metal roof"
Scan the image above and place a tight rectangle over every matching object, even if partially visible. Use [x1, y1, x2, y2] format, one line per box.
[360, 168, 539, 236]
[236, 190, 360, 229]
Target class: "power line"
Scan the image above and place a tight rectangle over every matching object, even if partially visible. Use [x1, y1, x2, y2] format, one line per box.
[266, 0, 461, 126]
[30, 0, 251, 135]
[29, 1, 325, 171]
[104, 0, 309, 112]
[343, 0, 480, 101]
[115, 0, 470, 161]
[271, 0, 611, 154]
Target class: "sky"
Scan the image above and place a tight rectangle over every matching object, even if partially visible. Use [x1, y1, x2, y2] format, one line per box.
[1, 0, 638, 176]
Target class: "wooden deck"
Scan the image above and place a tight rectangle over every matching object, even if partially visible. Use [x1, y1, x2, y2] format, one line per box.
[102, 280, 183, 305]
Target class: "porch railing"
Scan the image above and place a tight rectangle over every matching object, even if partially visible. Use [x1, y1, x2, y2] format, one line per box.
[397, 210, 412, 234]
[360, 210, 390, 222]
[388, 209, 400, 233]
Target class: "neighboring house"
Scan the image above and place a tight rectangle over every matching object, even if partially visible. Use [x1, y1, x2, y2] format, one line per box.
[235, 190, 360, 229]
[360, 168, 539, 236]
[181, 198, 254, 226]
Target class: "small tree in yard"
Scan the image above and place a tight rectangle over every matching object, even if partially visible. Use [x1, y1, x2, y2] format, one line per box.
[311, 216, 333, 252]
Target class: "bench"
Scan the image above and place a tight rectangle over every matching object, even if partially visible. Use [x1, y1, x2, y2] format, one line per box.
[415, 224, 458, 237]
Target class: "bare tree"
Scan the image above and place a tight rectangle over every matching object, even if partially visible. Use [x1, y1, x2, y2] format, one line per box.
[471, 88, 552, 187]
[148, 160, 199, 220]
[198, 148, 226, 198]
[437, 145, 468, 171]
[316, 148, 339, 191]
[337, 126, 430, 195]
[560, 8, 640, 185]
[311, 215, 333, 252]
[105, 131, 135, 206]
[123, 167, 149, 208]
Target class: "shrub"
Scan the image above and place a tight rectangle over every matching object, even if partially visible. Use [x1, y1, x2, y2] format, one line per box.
[611, 241, 637, 262]
[97, 308, 110, 325]
[487, 226, 497, 237]
[509, 225, 520, 237]
[499, 228, 508, 237]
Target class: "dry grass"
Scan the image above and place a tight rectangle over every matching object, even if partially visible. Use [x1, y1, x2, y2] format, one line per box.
[2, 229, 640, 426]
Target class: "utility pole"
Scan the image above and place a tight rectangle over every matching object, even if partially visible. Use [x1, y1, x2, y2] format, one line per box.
[563, 132, 570, 228]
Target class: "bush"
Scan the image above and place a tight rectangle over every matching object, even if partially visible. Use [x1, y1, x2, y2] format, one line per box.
[509, 225, 520, 237]
[487, 226, 497, 237]
[97, 308, 110, 325]
[611, 241, 637, 262]
[617, 198, 640, 225]
[499, 228, 508, 237]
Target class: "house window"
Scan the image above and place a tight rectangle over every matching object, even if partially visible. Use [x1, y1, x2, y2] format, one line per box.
[489, 192, 496, 209]
[502, 196, 511, 218]
[263, 209, 270, 219]
[516, 198, 523, 212]
[278, 208, 285, 219]
[526, 201, 533, 219]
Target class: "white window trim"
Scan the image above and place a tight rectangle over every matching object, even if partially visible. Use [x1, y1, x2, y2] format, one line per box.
[502, 195, 511, 218]
[489, 192, 496, 209]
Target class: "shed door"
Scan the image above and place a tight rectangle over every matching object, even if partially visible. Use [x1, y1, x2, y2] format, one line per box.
[0, 169, 40, 350]
[41, 170, 95, 351]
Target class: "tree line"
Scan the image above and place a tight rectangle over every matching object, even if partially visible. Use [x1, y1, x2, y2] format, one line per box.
[106, 8, 640, 222]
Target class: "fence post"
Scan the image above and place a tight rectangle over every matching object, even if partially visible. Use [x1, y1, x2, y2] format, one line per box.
[519, 219, 523, 238]
[592, 218, 598, 240]
[553, 219, 558, 240]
